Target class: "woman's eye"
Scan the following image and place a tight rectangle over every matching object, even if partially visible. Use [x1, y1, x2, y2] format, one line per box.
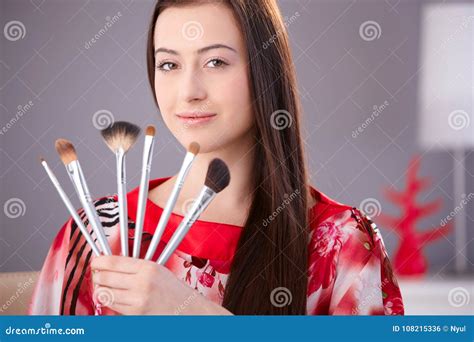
[156, 59, 227, 72]
[206, 58, 228, 68]
[156, 62, 176, 72]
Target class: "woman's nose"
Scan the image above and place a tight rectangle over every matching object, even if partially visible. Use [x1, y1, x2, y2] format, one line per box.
[180, 69, 207, 103]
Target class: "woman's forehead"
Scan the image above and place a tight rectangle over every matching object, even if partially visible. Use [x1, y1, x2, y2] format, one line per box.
[153, 3, 243, 53]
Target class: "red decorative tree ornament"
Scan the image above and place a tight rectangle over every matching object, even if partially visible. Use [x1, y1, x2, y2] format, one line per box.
[377, 156, 452, 277]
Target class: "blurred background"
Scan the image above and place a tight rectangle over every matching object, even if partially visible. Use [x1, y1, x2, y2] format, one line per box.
[0, 0, 472, 315]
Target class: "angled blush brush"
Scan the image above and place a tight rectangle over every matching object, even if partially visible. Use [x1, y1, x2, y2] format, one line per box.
[132, 125, 156, 258]
[100, 121, 141, 257]
[40, 157, 101, 256]
[157, 158, 230, 265]
[144, 142, 200, 260]
[55, 139, 112, 256]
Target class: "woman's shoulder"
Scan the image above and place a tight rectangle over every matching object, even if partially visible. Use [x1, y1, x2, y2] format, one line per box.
[306, 187, 404, 315]
[308, 185, 357, 231]
[307, 186, 382, 267]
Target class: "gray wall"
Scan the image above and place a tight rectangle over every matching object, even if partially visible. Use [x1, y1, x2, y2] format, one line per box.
[1, 0, 472, 274]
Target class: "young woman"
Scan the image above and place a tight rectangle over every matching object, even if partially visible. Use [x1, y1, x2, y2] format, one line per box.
[29, 0, 404, 315]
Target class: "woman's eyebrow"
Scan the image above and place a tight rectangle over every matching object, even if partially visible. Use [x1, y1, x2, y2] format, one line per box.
[154, 44, 237, 57]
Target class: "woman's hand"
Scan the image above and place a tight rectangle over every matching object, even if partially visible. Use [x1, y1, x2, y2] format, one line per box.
[91, 255, 232, 315]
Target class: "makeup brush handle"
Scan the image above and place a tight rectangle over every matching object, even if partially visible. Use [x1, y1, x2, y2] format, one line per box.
[133, 135, 155, 258]
[145, 152, 195, 260]
[157, 187, 215, 265]
[61, 197, 102, 257]
[83, 194, 112, 256]
[71, 161, 112, 256]
[42, 162, 101, 256]
[117, 184, 128, 256]
[116, 152, 129, 257]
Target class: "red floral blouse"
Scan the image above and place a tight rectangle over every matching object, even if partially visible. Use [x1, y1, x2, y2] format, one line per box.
[28, 177, 404, 315]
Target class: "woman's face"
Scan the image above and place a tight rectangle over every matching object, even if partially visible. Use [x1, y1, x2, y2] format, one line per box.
[153, 3, 255, 153]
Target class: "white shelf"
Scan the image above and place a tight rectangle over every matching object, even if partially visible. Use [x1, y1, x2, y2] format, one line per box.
[399, 277, 473, 315]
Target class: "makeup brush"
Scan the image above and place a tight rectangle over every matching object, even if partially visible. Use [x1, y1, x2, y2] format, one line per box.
[100, 121, 141, 257]
[157, 158, 230, 265]
[144, 142, 200, 260]
[55, 139, 112, 256]
[132, 125, 156, 258]
[40, 157, 101, 256]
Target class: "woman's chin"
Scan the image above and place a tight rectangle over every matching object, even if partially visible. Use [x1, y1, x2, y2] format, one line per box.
[175, 135, 226, 154]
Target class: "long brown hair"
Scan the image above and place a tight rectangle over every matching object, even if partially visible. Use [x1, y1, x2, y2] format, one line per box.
[146, 0, 310, 314]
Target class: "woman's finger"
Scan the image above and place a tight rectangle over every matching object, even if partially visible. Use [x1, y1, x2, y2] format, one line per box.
[93, 286, 135, 306]
[91, 255, 139, 274]
[92, 270, 136, 290]
[106, 301, 140, 315]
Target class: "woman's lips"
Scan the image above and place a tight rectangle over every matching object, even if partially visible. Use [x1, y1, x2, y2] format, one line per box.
[176, 113, 217, 126]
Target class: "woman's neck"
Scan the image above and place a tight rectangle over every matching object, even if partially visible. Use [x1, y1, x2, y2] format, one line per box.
[149, 135, 256, 226]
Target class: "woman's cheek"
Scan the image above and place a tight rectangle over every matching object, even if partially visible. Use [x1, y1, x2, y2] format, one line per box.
[226, 76, 253, 130]
[154, 90, 176, 128]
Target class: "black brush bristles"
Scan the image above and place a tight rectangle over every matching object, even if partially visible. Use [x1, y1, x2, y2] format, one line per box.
[204, 158, 230, 194]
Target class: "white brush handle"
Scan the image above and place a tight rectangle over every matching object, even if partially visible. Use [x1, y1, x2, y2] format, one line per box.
[145, 152, 195, 260]
[157, 186, 215, 265]
[116, 149, 129, 257]
[67, 160, 112, 256]
[42, 161, 100, 256]
[133, 134, 155, 258]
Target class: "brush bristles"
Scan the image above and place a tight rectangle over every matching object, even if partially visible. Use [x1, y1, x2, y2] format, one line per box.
[100, 121, 141, 153]
[204, 158, 230, 194]
[188, 142, 200, 155]
[39, 156, 45, 163]
[55, 139, 77, 165]
[145, 125, 156, 137]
